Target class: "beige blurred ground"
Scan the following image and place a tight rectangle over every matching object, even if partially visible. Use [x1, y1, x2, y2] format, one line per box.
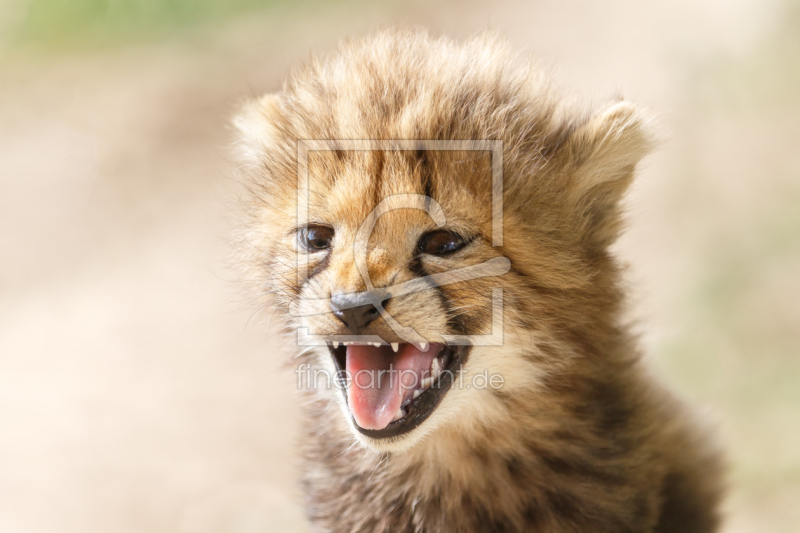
[1, 0, 798, 532]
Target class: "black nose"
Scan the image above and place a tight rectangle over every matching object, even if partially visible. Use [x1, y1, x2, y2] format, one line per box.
[330, 293, 381, 332]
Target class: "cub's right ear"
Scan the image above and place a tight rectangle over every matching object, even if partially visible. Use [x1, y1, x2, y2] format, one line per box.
[559, 101, 655, 249]
[232, 93, 285, 165]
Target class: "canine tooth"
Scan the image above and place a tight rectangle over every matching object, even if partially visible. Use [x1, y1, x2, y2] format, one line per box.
[391, 343, 399, 352]
[419, 342, 428, 351]
[431, 358, 441, 377]
[392, 408, 406, 421]
[420, 376, 433, 389]
[413, 388, 423, 399]
[333, 342, 339, 349]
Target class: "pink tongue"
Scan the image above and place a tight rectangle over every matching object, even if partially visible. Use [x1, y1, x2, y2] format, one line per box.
[346, 343, 440, 430]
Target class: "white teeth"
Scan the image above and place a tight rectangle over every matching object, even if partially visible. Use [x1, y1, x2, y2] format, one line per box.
[333, 342, 339, 349]
[419, 342, 428, 351]
[392, 408, 406, 421]
[420, 376, 433, 389]
[391, 343, 399, 352]
[340, 341, 384, 347]
[413, 388, 423, 399]
[431, 357, 441, 377]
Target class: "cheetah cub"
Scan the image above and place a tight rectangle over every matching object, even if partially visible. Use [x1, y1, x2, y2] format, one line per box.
[233, 29, 724, 533]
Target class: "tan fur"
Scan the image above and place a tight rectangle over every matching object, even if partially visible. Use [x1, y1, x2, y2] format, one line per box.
[233, 29, 724, 532]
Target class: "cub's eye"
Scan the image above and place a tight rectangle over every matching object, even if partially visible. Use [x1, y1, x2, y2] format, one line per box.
[418, 230, 468, 256]
[300, 225, 334, 251]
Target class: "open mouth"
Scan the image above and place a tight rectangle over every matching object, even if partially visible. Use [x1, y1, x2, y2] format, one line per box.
[327, 341, 470, 439]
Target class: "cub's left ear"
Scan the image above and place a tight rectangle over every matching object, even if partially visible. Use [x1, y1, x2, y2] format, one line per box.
[561, 101, 655, 248]
[232, 93, 285, 166]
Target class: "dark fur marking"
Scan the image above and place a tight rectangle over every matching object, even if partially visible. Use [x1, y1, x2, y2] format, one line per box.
[416, 149, 434, 201]
[463, 495, 516, 533]
[542, 489, 584, 523]
[307, 252, 332, 281]
[372, 149, 385, 207]
[655, 472, 720, 533]
[534, 445, 627, 486]
[521, 501, 545, 529]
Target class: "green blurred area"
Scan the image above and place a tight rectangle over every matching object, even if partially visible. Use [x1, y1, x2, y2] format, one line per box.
[9, 0, 293, 47]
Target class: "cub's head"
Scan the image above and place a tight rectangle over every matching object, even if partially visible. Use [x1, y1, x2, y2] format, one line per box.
[233, 30, 652, 452]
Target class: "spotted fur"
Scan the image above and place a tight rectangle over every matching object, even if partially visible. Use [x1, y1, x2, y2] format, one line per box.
[232, 28, 724, 533]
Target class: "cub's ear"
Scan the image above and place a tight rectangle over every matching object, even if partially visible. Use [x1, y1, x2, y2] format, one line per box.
[561, 101, 655, 249]
[232, 93, 285, 165]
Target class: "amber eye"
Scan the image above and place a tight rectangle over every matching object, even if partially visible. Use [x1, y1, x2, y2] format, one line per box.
[418, 230, 468, 256]
[300, 225, 334, 251]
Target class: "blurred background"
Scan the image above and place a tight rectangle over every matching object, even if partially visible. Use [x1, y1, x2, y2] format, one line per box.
[0, 0, 798, 531]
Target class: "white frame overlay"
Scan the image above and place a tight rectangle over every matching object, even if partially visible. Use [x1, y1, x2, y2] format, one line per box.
[295, 139, 506, 347]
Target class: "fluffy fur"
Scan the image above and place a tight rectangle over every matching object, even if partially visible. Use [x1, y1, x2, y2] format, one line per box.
[233, 29, 724, 532]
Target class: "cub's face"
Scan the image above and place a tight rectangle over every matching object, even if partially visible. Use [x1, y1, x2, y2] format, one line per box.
[255, 147, 520, 450]
[233, 34, 651, 452]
